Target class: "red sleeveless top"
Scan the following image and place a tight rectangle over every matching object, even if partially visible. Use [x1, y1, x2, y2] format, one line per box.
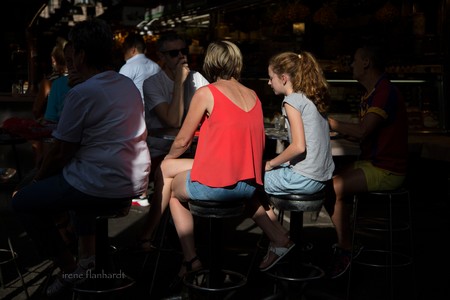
[190, 84, 265, 187]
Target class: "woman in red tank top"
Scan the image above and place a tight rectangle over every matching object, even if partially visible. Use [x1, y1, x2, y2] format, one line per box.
[145, 41, 295, 288]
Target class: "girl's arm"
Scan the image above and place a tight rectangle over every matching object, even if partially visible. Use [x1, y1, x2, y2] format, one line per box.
[266, 103, 306, 170]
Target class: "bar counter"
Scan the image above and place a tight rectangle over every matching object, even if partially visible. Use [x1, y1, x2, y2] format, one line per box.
[0, 93, 34, 125]
[409, 134, 450, 162]
[0, 93, 35, 103]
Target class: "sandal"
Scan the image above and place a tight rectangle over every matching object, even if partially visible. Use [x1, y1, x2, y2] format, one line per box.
[259, 241, 295, 272]
[168, 256, 202, 291]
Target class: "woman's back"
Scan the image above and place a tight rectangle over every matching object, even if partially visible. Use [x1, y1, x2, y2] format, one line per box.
[190, 81, 265, 187]
[212, 80, 257, 112]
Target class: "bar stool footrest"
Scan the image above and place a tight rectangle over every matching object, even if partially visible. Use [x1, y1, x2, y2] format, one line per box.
[356, 217, 411, 232]
[0, 248, 18, 265]
[265, 261, 325, 282]
[72, 274, 135, 294]
[354, 249, 412, 268]
[184, 269, 247, 293]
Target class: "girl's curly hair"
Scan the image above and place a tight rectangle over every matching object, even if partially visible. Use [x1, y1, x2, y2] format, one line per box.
[269, 51, 330, 116]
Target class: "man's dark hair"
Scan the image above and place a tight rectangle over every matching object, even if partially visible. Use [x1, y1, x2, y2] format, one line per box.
[68, 18, 113, 71]
[156, 31, 186, 52]
[358, 37, 388, 72]
[123, 33, 146, 54]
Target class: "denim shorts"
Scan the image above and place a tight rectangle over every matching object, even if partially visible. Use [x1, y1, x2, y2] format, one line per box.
[264, 165, 326, 195]
[185, 171, 256, 201]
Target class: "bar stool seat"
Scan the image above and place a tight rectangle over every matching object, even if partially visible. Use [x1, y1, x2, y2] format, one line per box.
[183, 199, 247, 299]
[72, 199, 135, 296]
[265, 190, 326, 297]
[348, 188, 414, 300]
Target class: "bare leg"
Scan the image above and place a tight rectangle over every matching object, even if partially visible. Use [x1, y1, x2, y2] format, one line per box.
[138, 158, 193, 242]
[169, 193, 201, 275]
[246, 196, 290, 247]
[326, 167, 367, 250]
[266, 206, 289, 236]
[139, 167, 170, 242]
[251, 190, 289, 236]
[166, 160, 202, 275]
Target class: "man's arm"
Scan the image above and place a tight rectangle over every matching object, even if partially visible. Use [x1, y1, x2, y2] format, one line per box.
[328, 112, 384, 141]
[34, 139, 79, 180]
[152, 60, 190, 128]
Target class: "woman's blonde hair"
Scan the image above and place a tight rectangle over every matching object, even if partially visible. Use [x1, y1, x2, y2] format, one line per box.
[269, 51, 330, 115]
[203, 40, 242, 82]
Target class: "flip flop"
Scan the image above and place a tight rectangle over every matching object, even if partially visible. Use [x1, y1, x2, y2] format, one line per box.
[259, 241, 295, 272]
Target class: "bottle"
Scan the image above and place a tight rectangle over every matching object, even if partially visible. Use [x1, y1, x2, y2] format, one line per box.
[144, 8, 151, 22]
[18, 80, 24, 94]
[273, 115, 280, 130]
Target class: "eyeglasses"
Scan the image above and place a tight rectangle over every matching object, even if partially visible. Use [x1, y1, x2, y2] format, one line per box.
[161, 48, 189, 58]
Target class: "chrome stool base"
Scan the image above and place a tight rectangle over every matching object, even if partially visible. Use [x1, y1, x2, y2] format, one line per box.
[348, 188, 414, 300]
[185, 199, 247, 298]
[266, 190, 328, 297]
[184, 269, 247, 293]
[72, 200, 135, 296]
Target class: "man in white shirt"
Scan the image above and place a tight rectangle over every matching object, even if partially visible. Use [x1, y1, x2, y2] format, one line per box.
[119, 33, 160, 101]
[133, 32, 208, 247]
[143, 32, 208, 166]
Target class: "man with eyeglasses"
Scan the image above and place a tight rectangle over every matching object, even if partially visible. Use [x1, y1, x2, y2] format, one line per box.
[129, 32, 208, 251]
[142, 32, 208, 182]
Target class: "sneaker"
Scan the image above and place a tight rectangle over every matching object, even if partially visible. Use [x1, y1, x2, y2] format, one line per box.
[329, 243, 364, 279]
[46, 256, 95, 297]
[132, 195, 149, 207]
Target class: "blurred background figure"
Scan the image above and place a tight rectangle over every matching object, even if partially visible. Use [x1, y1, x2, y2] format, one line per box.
[30, 37, 68, 166]
[119, 33, 160, 102]
[43, 42, 72, 125]
[32, 37, 68, 122]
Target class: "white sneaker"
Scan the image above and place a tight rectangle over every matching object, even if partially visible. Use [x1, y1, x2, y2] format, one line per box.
[46, 256, 95, 297]
[132, 195, 149, 207]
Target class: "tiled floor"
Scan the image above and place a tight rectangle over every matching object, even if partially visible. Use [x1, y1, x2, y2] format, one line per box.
[1, 151, 449, 299]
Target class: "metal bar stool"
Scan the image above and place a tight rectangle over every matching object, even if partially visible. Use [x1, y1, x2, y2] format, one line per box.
[72, 199, 136, 297]
[183, 199, 247, 300]
[147, 207, 176, 298]
[265, 190, 326, 299]
[347, 188, 414, 300]
[0, 237, 29, 299]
